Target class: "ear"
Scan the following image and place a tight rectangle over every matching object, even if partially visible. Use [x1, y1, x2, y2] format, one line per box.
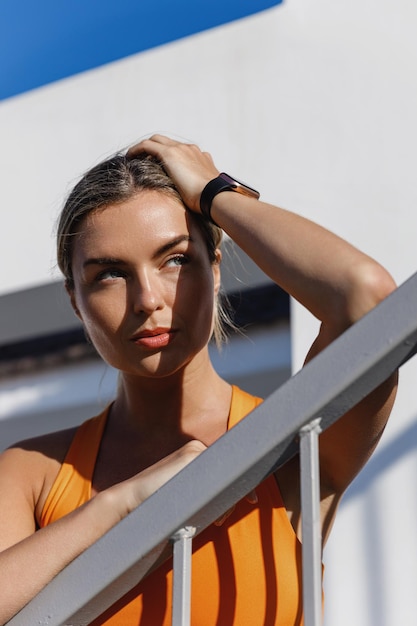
[65, 282, 83, 321]
[213, 248, 222, 296]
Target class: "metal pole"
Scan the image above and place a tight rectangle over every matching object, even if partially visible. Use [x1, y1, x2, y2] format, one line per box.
[299, 418, 323, 626]
[171, 526, 196, 626]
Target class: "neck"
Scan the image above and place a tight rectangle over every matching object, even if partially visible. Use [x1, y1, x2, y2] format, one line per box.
[110, 353, 232, 445]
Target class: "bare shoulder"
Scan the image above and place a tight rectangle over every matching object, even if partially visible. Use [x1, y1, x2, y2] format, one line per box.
[0, 426, 77, 530]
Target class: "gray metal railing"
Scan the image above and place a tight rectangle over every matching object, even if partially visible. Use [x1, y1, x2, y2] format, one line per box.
[7, 272, 417, 626]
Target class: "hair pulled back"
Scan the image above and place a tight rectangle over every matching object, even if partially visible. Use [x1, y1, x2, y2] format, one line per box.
[57, 152, 231, 346]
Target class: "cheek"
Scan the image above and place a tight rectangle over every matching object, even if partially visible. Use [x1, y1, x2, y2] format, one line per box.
[76, 291, 126, 342]
[81, 305, 127, 367]
[182, 272, 216, 336]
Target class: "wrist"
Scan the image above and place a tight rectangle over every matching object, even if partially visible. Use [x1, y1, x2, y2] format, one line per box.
[200, 173, 260, 225]
[92, 488, 131, 528]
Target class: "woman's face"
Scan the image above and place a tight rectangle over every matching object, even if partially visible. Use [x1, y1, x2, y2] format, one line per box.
[69, 190, 221, 378]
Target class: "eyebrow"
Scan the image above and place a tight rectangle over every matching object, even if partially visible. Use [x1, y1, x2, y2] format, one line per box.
[82, 235, 193, 269]
[152, 235, 192, 259]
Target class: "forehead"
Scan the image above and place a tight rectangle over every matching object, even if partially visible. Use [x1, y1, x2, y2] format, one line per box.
[74, 190, 203, 255]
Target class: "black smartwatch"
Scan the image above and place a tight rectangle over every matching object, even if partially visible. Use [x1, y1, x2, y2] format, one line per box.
[200, 172, 260, 225]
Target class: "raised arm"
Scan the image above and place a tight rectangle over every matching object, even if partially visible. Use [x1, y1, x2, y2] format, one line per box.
[128, 135, 395, 331]
[128, 135, 398, 538]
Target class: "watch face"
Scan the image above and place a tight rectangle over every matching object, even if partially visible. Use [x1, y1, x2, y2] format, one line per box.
[219, 173, 260, 199]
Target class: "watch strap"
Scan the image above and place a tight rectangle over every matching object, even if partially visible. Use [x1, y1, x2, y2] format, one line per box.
[200, 172, 260, 225]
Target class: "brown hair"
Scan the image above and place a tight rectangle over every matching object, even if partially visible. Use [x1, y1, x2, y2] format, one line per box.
[57, 152, 232, 346]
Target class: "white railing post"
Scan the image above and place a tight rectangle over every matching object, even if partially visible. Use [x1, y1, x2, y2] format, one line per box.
[299, 418, 323, 626]
[171, 526, 196, 626]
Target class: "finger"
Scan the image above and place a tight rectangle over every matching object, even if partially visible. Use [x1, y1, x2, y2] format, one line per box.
[148, 134, 179, 145]
[246, 489, 258, 505]
[126, 134, 181, 159]
[126, 139, 156, 159]
[214, 490, 258, 527]
[214, 505, 236, 527]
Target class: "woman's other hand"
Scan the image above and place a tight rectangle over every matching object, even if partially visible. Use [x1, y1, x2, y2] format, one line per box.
[112, 439, 207, 518]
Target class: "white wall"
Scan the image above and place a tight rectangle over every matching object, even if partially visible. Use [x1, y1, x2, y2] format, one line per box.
[281, 3, 417, 624]
[1, 1, 416, 623]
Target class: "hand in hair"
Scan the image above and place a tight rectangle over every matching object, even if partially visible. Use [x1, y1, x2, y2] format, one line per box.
[127, 134, 218, 214]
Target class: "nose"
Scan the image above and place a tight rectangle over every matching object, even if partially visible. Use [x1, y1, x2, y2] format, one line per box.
[131, 271, 164, 315]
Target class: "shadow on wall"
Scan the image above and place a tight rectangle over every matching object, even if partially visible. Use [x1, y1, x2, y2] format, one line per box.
[334, 416, 417, 626]
[343, 417, 417, 504]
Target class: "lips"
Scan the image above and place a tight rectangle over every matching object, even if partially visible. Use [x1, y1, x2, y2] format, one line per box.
[131, 328, 176, 349]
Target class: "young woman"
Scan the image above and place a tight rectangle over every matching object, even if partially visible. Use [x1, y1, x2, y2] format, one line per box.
[0, 135, 397, 625]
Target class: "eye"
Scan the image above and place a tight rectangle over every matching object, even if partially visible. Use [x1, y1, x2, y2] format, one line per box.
[96, 268, 126, 282]
[165, 254, 190, 268]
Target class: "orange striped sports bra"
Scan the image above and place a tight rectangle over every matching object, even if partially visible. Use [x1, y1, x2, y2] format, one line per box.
[41, 385, 305, 625]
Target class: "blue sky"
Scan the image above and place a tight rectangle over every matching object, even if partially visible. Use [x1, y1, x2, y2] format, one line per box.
[1, 0, 282, 100]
